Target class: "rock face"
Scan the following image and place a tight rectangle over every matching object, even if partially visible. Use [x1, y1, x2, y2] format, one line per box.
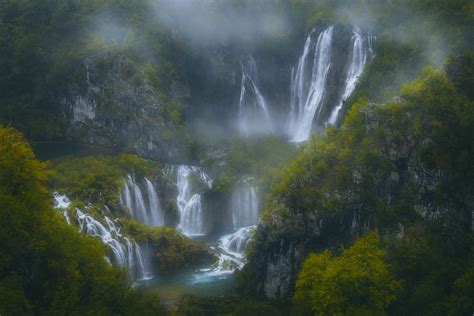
[139, 227, 216, 273]
[245, 206, 358, 298]
[60, 51, 188, 161]
[244, 99, 471, 299]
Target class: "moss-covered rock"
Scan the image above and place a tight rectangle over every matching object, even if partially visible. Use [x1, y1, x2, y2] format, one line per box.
[122, 220, 216, 273]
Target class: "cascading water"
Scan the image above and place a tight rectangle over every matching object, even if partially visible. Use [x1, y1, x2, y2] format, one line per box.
[207, 179, 260, 275]
[145, 178, 165, 226]
[165, 165, 212, 236]
[328, 30, 374, 125]
[220, 225, 256, 256]
[238, 55, 273, 136]
[287, 26, 334, 142]
[54, 193, 151, 280]
[231, 180, 259, 229]
[120, 175, 164, 227]
[287, 26, 374, 140]
[53, 192, 71, 224]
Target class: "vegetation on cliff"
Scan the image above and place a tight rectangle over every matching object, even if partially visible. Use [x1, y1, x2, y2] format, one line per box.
[294, 233, 400, 315]
[122, 220, 216, 273]
[245, 59, 473, 314]
[0, 0, 472, 314]
[0, 126, 165, 314]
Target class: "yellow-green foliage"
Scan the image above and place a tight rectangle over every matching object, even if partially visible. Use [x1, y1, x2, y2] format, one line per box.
[48, 153, 161, 204]
[264, 67, 473, 226]
[0, 126, 165, 314]
[294, 233, 400, 315]
[122, 219, 215, 272]
[256, 66, 474, 314]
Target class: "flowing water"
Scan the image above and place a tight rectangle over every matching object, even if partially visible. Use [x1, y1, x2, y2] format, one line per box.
[287, 26, 374, 141]
[145, 178, 165, 226]
[165, 165, 213, 236]
[231, 179, 259, 229]
[54, 193, 151, 281]
[120, 175, 164, 227]
[238, 55, 273, 136]
[287, 26, 334, 142]
[328, 30, 374, 125]
[50, 25, 373, 296]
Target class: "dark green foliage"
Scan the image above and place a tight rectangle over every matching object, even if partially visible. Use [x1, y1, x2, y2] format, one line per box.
[446, 51, 474, 100]
[347, 37, 423, 104]
[292, 0, 473, 114]
[249, 67, 474, 314]
[0, 0, 185, 140]
[387, 224, 473, 315]
[175, 295, 289, 316]
[211, 135, 299, 194]
[0, 126, 165, 314]
[122, 220, 216, 273]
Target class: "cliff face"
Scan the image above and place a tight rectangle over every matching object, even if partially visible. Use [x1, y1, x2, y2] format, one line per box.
[244, 92, 473, 298]
[59, 51, 189, 161]
[313, 24, 355, 128]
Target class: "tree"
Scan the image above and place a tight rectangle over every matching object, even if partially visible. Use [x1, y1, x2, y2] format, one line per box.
[0, 126, 164, 314]
[294, 233, 400, 315]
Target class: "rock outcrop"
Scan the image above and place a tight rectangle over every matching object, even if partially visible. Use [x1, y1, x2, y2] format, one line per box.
[60, 51, 189, 161]
[244, 97, 472, 298]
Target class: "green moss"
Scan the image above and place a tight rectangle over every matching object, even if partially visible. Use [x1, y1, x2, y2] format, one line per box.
[250, 67, 474, 314]
[0, 126, 166, 314]
[121, 219, 216, 273]
[47, 153, 161, 205]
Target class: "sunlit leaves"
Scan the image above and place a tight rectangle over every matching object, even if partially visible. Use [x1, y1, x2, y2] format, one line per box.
[295, 233, 400, 315]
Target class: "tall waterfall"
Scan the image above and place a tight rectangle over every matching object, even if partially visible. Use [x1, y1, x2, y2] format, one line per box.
[145, 178, 165, 227]
[54, 193, 151, 280]
[238, 55, 273, 136]
[166, 165, 212, 236]
[120, 175, 164, 227]
[328, 30, 374, 125]
[287, 26, 334, 142]
[231, 180, 259, 229]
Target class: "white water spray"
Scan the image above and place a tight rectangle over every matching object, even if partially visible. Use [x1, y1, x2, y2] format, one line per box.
[166, 165, 212, 236]
[287, 26, 334, 142]
[231, 180, 259, 229]
[54, 193, 151, 280]
[121, 175, 164, 227]
[328, 30, 373, 125]
[238, 55, 273, 136]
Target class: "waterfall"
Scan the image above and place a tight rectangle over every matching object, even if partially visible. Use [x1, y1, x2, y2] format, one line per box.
[53, 192, 71, 224]
[203, 225, 256, 277]
[328, 30, 373, 125]
[76, 209, 150, 280]
[54, 193, 151, 280]
[145, 178, 164, 226]
[120, 175, 164, 227]
[167, 165, 212, 236]
[220, 225, 256, 255]
[204, 178, 260, 274]
[231, 179, 260, 229]
[238, 55, 273, 136]
[287, 26, 334, 142]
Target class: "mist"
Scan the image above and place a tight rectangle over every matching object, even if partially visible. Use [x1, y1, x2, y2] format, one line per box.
[151, 0, 293, 48]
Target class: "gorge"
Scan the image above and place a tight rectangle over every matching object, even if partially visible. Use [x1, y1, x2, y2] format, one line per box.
[0, 0, 473, 315]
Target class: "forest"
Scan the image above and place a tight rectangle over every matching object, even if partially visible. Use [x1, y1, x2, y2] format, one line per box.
[0, 0, 473, 315]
